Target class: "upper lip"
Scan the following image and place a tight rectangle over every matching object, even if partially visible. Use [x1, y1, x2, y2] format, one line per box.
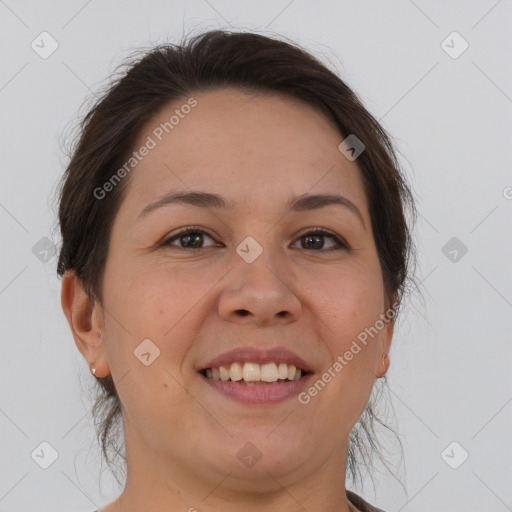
[199, 346, 314, 373]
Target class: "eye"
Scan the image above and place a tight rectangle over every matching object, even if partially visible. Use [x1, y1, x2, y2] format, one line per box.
[292, 228, 349, 252]
[160, 226, 349, 252]
[160, 227, 219, 250]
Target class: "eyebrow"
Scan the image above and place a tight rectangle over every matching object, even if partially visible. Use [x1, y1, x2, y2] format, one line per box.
[138, 190, 366, 228]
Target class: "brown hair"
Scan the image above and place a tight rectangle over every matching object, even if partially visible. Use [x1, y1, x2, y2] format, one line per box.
[55, 29, 416, 492]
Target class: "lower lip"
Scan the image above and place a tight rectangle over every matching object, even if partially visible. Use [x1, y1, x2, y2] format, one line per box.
[198, 372, 314, 404]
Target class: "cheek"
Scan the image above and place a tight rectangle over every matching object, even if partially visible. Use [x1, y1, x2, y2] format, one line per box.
[99, 266, 169, 368]
[102, 262, 216, 386]
[304, 262, 385, 344]
[106, 259, 204, 331]
[301, 269, 384, 425]
[101, 266, 203, 432]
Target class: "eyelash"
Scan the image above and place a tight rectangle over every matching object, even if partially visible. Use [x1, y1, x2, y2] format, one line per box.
[160, 225, 349, 252]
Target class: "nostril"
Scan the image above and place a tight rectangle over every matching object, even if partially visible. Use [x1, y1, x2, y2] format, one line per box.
[237, 309, 250, 316]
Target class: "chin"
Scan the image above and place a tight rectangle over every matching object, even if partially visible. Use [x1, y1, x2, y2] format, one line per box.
[205, 438, 311, 483]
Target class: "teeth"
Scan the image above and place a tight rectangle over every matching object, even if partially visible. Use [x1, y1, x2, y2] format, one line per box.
[243, 362, 260, 381]
[203, 361, 305, 382]
[219, 366, 230, 381]
[229, 362, 243, 381]
[278, 362, 288, 379]
[261, 363, 278, 382]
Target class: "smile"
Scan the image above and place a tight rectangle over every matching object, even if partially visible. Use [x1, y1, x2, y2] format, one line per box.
[201, 361, 309, 383]
[198, 362, 313, 404]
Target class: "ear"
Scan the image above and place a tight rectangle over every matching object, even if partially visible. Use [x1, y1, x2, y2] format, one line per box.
[61, 270, 110, 377]
[375, 318, 393, 378]
[375, 295, 397, 378]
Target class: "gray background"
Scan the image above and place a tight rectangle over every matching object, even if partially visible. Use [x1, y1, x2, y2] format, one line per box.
[0, 1, 511, 511]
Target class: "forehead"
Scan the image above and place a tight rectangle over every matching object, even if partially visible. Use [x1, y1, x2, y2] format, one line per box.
[120, 88, 368, 220]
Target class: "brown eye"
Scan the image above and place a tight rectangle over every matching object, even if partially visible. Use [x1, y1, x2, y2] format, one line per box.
[161, 228, 219, 250]
[160, 227, 348, 252]
[293, 229, 348, 252]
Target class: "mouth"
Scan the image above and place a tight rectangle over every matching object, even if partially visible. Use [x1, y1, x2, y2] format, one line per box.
[198, 362, 314, 404]
[199, 361, 312, 384]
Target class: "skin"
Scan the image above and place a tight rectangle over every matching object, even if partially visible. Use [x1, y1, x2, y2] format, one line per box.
[61, 88, 393, 512]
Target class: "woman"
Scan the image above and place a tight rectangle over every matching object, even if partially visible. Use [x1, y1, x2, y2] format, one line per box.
[57, 29, 416, 512]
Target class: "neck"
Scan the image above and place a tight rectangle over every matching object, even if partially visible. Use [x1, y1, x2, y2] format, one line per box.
[106, 421, 358, 512]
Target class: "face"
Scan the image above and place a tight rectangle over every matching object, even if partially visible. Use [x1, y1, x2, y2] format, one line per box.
[74, 88, 393, 495]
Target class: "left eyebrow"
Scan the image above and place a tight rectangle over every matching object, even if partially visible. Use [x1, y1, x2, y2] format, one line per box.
[137, 190, 366, 229]
[289, 192, 366, 229]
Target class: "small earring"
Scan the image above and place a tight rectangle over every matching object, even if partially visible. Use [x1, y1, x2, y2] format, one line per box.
[90, 361, 96, 376]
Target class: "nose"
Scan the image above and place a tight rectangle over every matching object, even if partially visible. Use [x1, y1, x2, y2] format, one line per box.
[217, 247, 302, 327]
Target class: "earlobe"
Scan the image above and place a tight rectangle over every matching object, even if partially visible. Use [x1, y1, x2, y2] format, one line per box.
[376, 318, 394, 378]
[61, 270, 110, 377]
[377, 352, 390, 378]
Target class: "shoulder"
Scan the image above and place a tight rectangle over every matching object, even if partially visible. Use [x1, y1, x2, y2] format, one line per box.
[347, 490, 387, 512]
